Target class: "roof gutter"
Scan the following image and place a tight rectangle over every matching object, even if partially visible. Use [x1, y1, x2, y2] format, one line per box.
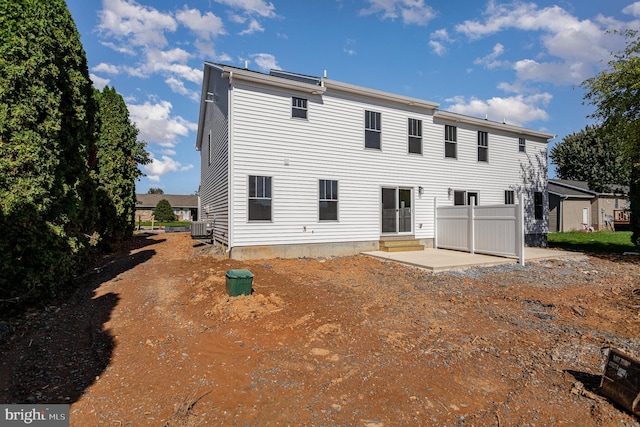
[221, 66, 326, 95]
[434, 110, 555, 141]
[322, 79, 439, 110]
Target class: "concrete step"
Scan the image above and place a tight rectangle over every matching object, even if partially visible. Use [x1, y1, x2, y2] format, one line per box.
[379, 239, 425, 252]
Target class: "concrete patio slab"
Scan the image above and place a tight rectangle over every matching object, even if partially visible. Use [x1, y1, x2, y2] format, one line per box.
[362, 247, 585, 272]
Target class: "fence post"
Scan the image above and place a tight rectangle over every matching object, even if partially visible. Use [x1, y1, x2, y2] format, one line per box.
[433, 197, 438, 248]
[469, 196, 475, 254]
[518, 192, 525, 266]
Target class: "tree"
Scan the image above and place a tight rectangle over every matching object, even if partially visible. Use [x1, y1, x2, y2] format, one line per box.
[94, 86, 150, 242]
[148, 187, 164, 194]
[153, 199, 176, 222]
[582, 30, 640, 246]
[0, 0, 98, 304]
[550, 125, 630, 192]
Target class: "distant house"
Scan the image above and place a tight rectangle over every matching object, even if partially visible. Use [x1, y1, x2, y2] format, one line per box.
[195, 63, 554, 259]
[548, 179, 629, 232]
[135, 194, 198, 222]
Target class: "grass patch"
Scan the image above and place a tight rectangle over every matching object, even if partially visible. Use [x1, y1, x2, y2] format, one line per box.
[548, 231, 636, 254]
[137, 221, 191, 227]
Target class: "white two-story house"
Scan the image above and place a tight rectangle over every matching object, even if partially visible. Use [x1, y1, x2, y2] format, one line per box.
[195, 63, 553, 260]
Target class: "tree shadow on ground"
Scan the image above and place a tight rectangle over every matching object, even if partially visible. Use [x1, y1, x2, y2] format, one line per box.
[0, 235, 164, 404]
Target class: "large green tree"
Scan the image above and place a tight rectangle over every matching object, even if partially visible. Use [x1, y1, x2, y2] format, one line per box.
[0, 0, 97, 304]
[550, 125, 630, 192]
[94, 86, 150, 242]
[582, 30, 640, 246]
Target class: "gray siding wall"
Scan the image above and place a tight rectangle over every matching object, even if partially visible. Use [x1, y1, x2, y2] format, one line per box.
[200, 69, 230, 244]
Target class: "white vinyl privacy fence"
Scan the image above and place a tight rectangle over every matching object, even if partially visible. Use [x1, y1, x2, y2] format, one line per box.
[434, 195, 525, 265]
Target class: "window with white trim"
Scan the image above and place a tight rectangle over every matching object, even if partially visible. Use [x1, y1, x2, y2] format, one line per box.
[207, 131, 212, 166]
[445, 125, 457, 158]
[519, 137, 526, 153]
[292, 97, 307, 119]
[478, 131, 488, 162]
[534, 191, 543, 220]
[408, 118, 422, 154]
[248, 175, 272, 221]
[365, 110, 381, 149]
[319, 179, 338, 221]
[505, 190, 515, 205]
[454, 190, 478, 206]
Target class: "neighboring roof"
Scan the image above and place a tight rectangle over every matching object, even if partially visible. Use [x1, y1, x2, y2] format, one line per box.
[548, 181, 594, 198]
[136, 194, 198, 208]
[196, 63, 555, 151]
[548, 179, 629, 197]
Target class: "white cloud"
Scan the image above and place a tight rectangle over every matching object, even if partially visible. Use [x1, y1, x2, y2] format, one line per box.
[428, 40, 446, 56]
[343, 39, 357, 56]
[127, 100, 197, 147]
[445, 92, 552, 126]
[90, 73, 110, 89]
[623, 2, 640, 17]
[473, 43, 506, 69]
[98, 0, 177, 48]
[92, 62, 120, 74]
[454, 1, 630, 85]
[250, 53, 280, 71]
[429, 28, 451, 55]
[144, 154, 194, 181]
[360, 0, 436, 25]
[239, 19, 264, 35]
[176, 7, 225, 40]
[165, 76, 200, 101]
[214, 0, 276, 18]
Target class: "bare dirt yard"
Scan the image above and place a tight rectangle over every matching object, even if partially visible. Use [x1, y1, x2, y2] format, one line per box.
[2, 232, 640, 426]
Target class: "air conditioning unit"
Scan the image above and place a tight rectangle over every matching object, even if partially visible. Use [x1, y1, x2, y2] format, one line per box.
[190, 221, 212, 240]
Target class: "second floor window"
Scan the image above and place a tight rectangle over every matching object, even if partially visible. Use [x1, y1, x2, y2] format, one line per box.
[445, 125, 457, 158]
[478, 131, 488, 162]
[365, 110, 381, 149]
[292, 97, 307, 119]
[519, 137, 526, 152]
[408, 118, 422, 154]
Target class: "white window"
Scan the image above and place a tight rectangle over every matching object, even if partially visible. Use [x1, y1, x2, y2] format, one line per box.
[478, 131, 488, 162]
[319, 179, 338, 221]
[505, 190, 515, 205]
[292, 97, 307, 119]
[519, 137, 526, 153]
[248, 175, 272, 221]
[445, 125, 457, 158]
[454, 190, 478, 206]
[408, 118, 422, 154]
[365, 110, 381, 149]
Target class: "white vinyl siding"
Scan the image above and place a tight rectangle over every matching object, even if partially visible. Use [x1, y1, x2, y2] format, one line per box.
[221, 79, 548, 248]
[199, 68, 229, 244]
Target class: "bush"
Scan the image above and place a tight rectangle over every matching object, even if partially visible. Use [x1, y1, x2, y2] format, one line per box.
[153, 199, 176, 222]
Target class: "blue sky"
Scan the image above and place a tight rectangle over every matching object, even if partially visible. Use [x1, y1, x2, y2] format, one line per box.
[65, 0, 640, 195]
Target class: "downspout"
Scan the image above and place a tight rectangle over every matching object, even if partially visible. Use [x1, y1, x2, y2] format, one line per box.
[227, 70, 234, 258]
